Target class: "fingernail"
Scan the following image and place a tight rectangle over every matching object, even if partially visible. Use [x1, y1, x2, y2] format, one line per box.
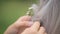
[28, 21, 34, 26]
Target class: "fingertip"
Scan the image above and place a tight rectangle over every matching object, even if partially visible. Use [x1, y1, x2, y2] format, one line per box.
[34, 21, 40, 25]
[28, 21, 34, 26]
[40, 27, 45, 30]
[30, 21, 40, 31]
[39, 26, 46, 32]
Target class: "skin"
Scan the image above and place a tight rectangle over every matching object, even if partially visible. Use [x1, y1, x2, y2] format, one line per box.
[4, 16, 47, 34]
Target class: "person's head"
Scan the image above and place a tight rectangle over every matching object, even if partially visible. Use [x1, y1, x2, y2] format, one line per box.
[32, 0, 60, 34]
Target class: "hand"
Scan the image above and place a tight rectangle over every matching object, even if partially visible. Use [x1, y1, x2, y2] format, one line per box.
[4, 16, 47, 34]
[21, 21, 47, 34]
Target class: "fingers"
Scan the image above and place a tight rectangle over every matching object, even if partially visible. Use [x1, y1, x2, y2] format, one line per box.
[38, 27, 47, 34]
[13, 16, 32, 28]
[21, 21, 40, 34]
[14, 21, 33, 28]
[30, 21, 40, 31]
[21, 21, 47, 34]
[18, 16, 31, 21]
[10, 16, 32, 29]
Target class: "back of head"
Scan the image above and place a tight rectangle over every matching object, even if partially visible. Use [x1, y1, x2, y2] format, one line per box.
[32, 0, 60, 34]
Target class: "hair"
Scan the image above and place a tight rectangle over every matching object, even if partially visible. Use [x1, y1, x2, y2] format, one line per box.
[32, 0, 60, 34]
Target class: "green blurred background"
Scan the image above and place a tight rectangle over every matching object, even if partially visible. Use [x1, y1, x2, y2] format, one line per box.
[0, 0, 37, 34]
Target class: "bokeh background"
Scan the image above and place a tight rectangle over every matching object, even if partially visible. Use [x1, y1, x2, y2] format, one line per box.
[0, 0, 37, 34]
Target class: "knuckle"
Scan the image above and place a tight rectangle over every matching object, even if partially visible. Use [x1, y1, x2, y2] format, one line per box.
[29, 28, 37, 33]
[25, 28, 37, 32]
[24, 28, 37, 34]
